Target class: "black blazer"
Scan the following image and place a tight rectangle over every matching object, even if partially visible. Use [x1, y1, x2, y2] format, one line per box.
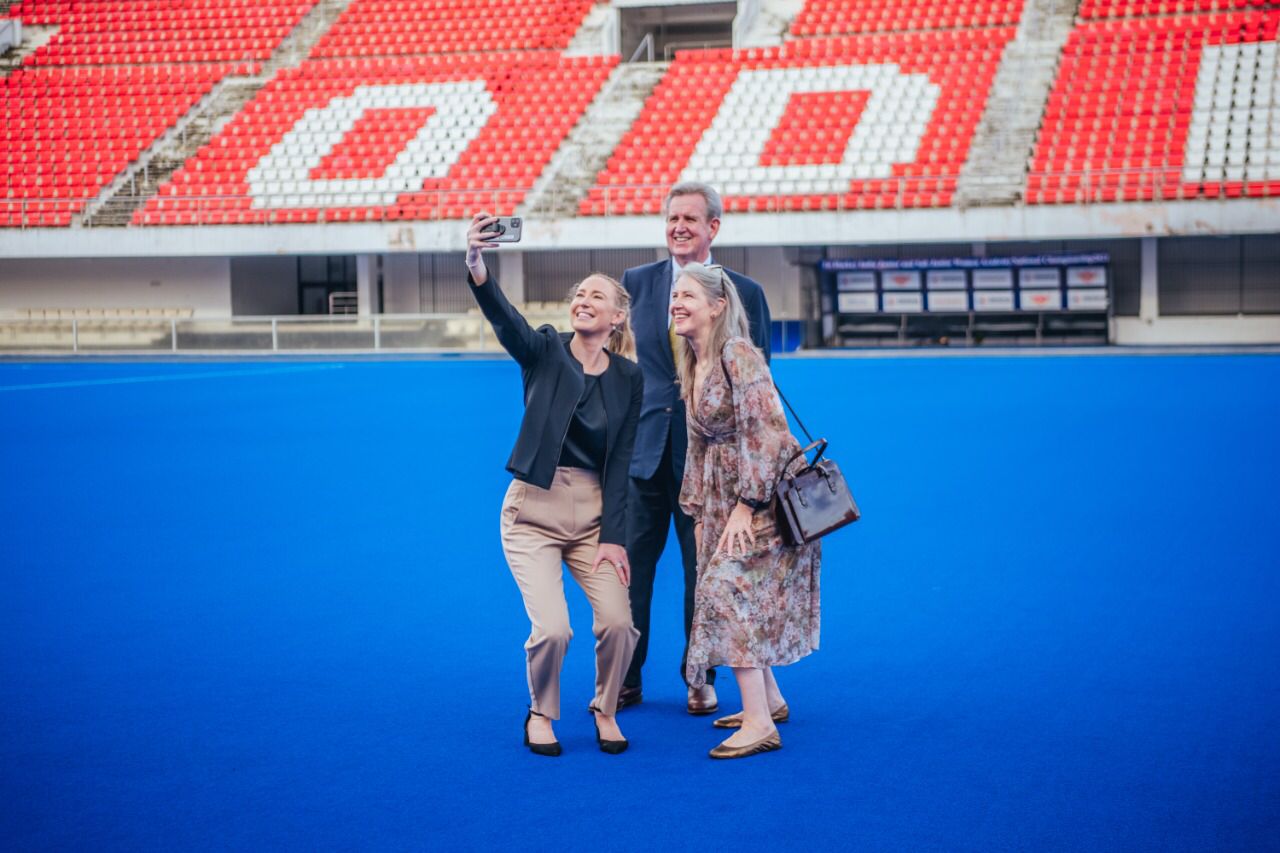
[469, 270, 644, 545]
[621, 258, 771, 480]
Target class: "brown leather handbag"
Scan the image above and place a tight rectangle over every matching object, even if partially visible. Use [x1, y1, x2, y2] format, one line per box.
[772, 389, 861, 546]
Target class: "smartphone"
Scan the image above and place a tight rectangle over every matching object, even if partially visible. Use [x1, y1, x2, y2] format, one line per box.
[486, 216, 522, 243]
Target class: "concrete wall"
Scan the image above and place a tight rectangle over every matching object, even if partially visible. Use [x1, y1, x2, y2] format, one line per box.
[0, 256, 230, 316]
[744, 245, 799, 319]
[229, 256, 297, 316]
[382, 253, 421, 313]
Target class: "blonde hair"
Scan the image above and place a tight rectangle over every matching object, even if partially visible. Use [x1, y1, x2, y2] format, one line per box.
[674, 262, 751, 402]
[567, 273, 636, 361]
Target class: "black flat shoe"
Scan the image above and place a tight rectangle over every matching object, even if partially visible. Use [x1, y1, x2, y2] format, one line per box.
[590, 708, 628, 755]
[524, 709, 562, 757]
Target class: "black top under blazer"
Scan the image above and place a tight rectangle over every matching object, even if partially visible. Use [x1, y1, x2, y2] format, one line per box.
[468, 270, 644, 546]
[622, 259, 771, 481]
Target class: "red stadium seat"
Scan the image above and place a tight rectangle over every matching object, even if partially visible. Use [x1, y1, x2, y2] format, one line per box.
[1026, 11, 1280, 204]
[792, 0, 1024, 36]
[579, 29, 1015, 215]
[0, 65, 234, 228]
[1079, 0, 1262, 18]
[8, 0, 316, 66]
[133, 54, 616, 226]
[312, 0, 595, 58]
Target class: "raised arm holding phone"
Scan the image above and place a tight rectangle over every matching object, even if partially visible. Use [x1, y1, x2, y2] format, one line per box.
[466, 213, 644, 757]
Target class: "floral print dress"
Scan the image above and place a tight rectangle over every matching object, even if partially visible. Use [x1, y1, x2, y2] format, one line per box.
[680, 336, 821, 687]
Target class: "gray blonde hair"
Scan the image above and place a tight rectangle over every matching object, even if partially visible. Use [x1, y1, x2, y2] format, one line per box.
[566, 273, 636, 361]
[674, 262, 751, 402]
[663, 181, 723, 222]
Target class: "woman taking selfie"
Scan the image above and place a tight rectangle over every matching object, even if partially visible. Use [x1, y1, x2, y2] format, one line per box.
[466, 213, 643, 757]
[672, 262, 821, 760]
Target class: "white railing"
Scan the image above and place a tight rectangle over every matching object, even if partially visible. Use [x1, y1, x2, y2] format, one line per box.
[0, 17, 20, 53]
[327, 291, 358, 315]
[0, 310, 578, 355]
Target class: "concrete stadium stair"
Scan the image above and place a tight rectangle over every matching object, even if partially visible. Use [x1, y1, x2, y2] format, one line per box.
[520, 60, 668, 220]
[956, 0, 1081, 207]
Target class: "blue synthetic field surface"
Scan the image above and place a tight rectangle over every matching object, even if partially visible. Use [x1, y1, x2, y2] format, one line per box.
[2, 354, 1278, 852]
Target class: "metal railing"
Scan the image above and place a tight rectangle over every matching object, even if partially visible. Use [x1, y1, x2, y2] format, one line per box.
[0, 17, 20, 53]
[628, 32, 654, 63]
[1, 167, 1266, 230]
[327, 292, 358, 315]
[0, 310, 579, 355]
[663, 39, 733, 61]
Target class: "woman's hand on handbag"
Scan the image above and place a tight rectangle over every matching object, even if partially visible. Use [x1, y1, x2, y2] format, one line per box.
[716, 502, 757, 557]
[466, 212, 500, 283]
[592, 542, 631, 587]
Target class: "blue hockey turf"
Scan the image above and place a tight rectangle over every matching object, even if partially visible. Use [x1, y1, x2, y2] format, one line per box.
[2, 354, 1278, 851]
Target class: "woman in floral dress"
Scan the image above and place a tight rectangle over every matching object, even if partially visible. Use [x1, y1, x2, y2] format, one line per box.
[671, 262, 821, 760]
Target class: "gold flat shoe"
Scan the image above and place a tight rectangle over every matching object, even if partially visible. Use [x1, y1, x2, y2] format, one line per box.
[712, 704, 790, 729]
[708, 730, 782, 759]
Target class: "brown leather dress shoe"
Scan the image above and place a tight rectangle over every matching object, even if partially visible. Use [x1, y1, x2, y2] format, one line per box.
[708, 729, 782, 759]
[615, 685, 642, 712]
[687, 683, 719, 715]
[712, 703, 790, 729]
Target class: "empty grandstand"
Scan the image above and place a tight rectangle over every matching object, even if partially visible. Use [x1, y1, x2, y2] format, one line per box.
[1, 0, 1277, 349]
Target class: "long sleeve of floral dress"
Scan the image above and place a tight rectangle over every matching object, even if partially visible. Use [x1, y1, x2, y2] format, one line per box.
[679, 407, 707, 521]
[681, 336, 821, 688]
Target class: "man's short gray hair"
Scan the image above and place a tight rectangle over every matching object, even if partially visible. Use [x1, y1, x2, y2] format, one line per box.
[663, 181, 724, 222]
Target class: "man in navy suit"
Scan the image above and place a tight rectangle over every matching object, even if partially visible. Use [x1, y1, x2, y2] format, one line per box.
[618, 182, 772, 715]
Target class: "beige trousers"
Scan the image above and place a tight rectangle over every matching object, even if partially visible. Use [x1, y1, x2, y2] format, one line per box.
[500, 467, 639, 720]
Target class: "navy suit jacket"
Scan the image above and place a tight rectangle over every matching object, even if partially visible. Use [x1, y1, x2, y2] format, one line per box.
[622, 258, 771, 480]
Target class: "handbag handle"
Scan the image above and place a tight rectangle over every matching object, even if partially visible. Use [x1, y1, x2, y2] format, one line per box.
[783, 438, 828, 473]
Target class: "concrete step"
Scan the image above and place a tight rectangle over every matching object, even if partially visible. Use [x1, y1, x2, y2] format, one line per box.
[0, 23, 57, 74]
[956, 0, 1081, 207]
[737, 0, 804, 48]
[565, 3, 617, 57]
[521, 61, 669, 220]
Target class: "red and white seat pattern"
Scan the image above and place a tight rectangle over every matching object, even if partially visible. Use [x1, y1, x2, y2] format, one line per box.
[581, 30, 1013, 215]
[1027, 12, 1280, 203]
[1, 65, 235, 227]
[8, 0, 316, 66]
[310, 0, 595, 57]
[791, 0, 1023, 37]
[134, 54, 616, 225]
[1079, 0, 1272, 19]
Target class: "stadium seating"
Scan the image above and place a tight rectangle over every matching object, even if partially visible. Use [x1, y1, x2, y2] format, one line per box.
[580, 30, 1014, 216]
[1027, 11, 1280, 204]
[1079, 0, 1272, 19]
[311, 0, 595, 57]
[791, 0, 1024, 37]
[134, 54, 616, 225]
[1, 65, 236, 227]
[7, 0, 317, 66]
[6, 0, 1277, 228]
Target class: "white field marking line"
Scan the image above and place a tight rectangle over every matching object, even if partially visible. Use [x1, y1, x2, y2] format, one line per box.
[0, 364, 344, 393]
